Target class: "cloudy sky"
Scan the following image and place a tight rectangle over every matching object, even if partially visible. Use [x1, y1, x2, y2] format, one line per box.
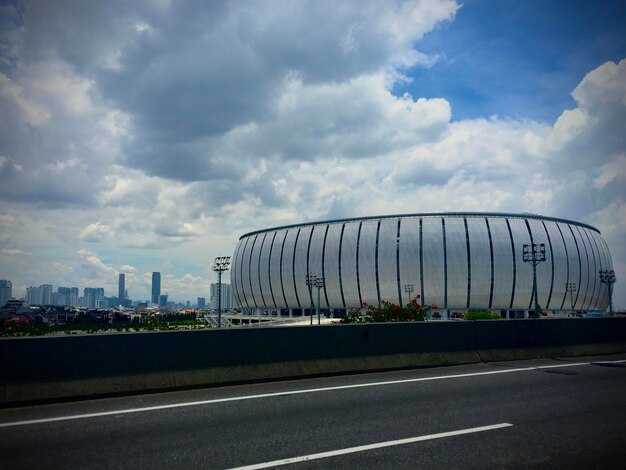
[1, 0, 624, 306]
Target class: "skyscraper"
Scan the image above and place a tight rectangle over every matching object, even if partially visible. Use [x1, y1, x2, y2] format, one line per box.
[84, 287, 104, 308]
[210, 283, 232, 310]
[40, 284, 52, 305]
[151, 272, 161, 304]
[0, 280, 12, 306]
[118, 273, 125, 300]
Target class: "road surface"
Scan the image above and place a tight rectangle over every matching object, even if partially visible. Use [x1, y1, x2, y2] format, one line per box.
[1, 354, 625, 469]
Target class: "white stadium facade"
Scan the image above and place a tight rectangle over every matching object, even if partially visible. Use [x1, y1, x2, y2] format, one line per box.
[231, 213, 614, 318]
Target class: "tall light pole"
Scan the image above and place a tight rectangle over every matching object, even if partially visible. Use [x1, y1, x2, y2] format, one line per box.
[313, 276, 325, 325]
[404, 284, 414, 307]
[523, 243, 546, 318]
[599, 270, 616, 316]
[305, 274, 316, 325]
[566, 282, 577, 317]
[212, 256, 231, 328]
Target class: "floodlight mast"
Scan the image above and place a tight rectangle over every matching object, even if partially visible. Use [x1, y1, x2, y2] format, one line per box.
[212, 256, 231, 328]
[305, 274, 315, 325]
[566, 282, 577, 317]
[313, 276, 325, 325]
[523, 243, 546, 318]
[599, 270, 616, 316]
[404, 284, 414, 307]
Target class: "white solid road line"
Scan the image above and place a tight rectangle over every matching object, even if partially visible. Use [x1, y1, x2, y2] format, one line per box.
[1, 359, 624, 428]
[227, 423, 514, 469]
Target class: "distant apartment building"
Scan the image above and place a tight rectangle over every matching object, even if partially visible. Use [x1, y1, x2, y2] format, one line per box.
[210, 283, 233, 310]
[0, 279, 12, 306]
[152, 272, 161, 304]
[197, 297, 206, 309]
[84, 287, 104, 308]
[70, 287, 79, 306]
[26, 286, 40, 305]
[158, 294, 168, 307]
[25, 284, 53, 305]
[57, 287, 70, 306]
[118, 273, 125, 300]
[40, 284, 53, 305]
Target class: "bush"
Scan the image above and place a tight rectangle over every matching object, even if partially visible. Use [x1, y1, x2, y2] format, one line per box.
[340, 296, 435, 323]
[464, 309, 501, 320]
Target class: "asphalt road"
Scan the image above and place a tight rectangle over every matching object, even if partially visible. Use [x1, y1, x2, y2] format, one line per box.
[1, 354, 626, 469]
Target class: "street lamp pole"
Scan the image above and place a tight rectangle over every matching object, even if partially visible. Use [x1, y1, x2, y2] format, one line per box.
[599, 270, 616, 316]
[403, 284, 414, 307]
[523, 243, 546, 318]
[566, 282, 577, 317]
[314, 276, 325, 325]
[211, 256, 231, 328]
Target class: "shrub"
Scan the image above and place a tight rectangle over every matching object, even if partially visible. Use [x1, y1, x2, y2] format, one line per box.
[340, 296, 435, 324]
[464, 309, 501, 320]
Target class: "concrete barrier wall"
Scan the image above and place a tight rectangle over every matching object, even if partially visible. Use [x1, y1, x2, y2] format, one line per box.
[1, 318, 624, 404]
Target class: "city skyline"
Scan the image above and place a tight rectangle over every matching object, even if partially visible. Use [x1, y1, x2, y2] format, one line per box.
[0, 1, 624, 307]
[6, 278, 231, 308]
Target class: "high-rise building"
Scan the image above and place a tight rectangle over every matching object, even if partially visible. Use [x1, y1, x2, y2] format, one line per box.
[118, 273, 125, 300]
[197, 297, 206, 309]
[151, 272, 161, 304]
[40, 284, 53, 305]
[0, 280, 12, 306]
[158, 293, 168, 307]
[57, 287, 70, 306]
[210, 283, 232, 310]
[70, 287, 79, 307]
[84, 287, 104, 308]
[26, 286, 40, 305]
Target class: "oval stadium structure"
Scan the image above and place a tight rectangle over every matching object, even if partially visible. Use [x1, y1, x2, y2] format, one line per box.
[231, 213, 613, 318]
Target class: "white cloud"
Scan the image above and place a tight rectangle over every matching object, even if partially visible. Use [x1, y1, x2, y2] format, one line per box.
[78, 222, 113, 242]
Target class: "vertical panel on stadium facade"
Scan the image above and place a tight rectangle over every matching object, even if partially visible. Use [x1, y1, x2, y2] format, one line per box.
[340, 222, 360, 307]
[526, 218, 553, 311]
[398, 217, 420, 305]
[444, 217, 468, 310]
[239, 236, 254, 308]
[294, 226, 313, 310]
[231, 240, 244, 307]
[324, 223, 344, 309]
[257, 232, 271, 308]
[583, 227, 601, 310]
[248, 234, 262, 308]
[281, 229, 299, 308]
[421, 217, 445, 308]
[571, 225, 591, 310]
[486, 218, 513, 310]
[590, 230, 609, 311]
[508, 218, 533, 310]
[558, 222, 582, 310]
[358, 220, 379, 306]
[308, 225, 326, 308]
[467, 218, 492, 309]
[378, 218, 401, 305]
[268, 230, 285, 308]
[543, 221, 569, 311]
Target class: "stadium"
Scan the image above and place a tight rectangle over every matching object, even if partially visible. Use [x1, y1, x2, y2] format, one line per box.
[231, 213, 613, 318]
